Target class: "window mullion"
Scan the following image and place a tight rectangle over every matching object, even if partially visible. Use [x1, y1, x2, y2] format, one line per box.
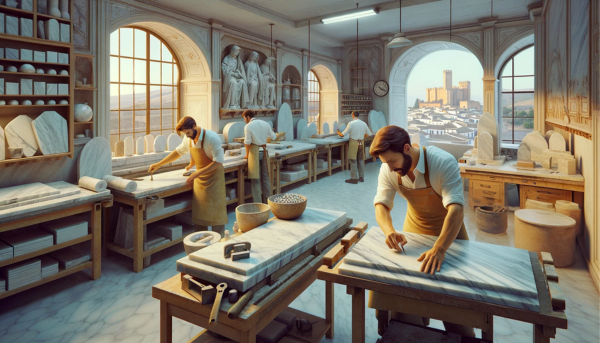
[146, 32, 151, 135]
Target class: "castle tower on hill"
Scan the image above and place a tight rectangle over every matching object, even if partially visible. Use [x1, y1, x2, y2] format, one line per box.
[424, 70, 471, 107]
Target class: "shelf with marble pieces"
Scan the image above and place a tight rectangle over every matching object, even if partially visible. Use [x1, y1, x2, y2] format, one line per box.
[0, 152, 71, 168]
[0, 71, 70, 78]
[36, 13, 72, 24]
[74, 121, 93, 125]
[0, 58, 71, 67]
[74, 87, 97, 91]
[0, 32, 73, 48]
[219, 108, 277, 119]
[459, 160, 584, 184]
[74, 137, 91, 146]
[0, 234, 91, 269]
[0, 105, 69, 109]
[0, 94, 70, 97]
[546, 118, 592, 140]
[0, 4, 36, 18]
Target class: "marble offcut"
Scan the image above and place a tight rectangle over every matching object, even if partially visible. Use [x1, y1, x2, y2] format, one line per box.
[154, 135, 167, 153]
[78, 137, 112, 180]
[31, 111, 68, 154]
[277, 102, 294, 141]
[0, 182, 60, 206]
[144, 134, 154, 153]
[5, 115, 39, 157]
[548, 133, 567, 151]
[167, 133, 182, 151]
[45, 19, 59, 41]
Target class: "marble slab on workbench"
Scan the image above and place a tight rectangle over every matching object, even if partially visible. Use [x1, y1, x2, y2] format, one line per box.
[78, 137, 112, 180]
[0, 182, 111, 223]
[31, 111, 69, 155]
[0, 184, 80, 211]
[339, 228, 539, 311]
[0, 182, 60, 206]
[459, 160, 584, 181]
[277, 103, 294, 141]
[266, 141, 316, 156]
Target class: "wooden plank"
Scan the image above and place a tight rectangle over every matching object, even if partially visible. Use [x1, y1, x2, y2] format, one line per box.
[352, 222, 368, 237]
[0, 234, 92, 268]
[323, 244, 345, 268]
[351, 287, 365, 343]
[341, 230, 359, 253]
[325, 281, 334, 338]
[161, 301, 173, 343]
[541, 252, 554, 265]
[133, 203, 145, 272]
[0, 202, 99, 232]
[547, 281, 566, 310]
[544, 264, 559, 282]
[91, 203, 102, 280]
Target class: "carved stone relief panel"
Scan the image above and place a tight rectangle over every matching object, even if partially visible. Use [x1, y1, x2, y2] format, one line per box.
[73, 0, 89, 53]
[568, 0, 590, 124]
[545, 0, 568, 122]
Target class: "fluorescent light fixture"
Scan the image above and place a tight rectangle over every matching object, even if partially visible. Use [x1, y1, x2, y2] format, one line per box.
[387, 33, 412, 48]
[321, 9, 378, 24]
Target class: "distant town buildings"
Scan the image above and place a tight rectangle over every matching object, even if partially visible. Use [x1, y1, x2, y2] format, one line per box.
[419, 70, 481, 111]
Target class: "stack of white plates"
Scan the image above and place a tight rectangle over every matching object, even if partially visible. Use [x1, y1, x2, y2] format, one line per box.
[41, 215, 89, 244]
[40, 255, 59, 279]
[1, 258, 41, 291]
[49, 248, 90, 269]
[0, 229, 53, 256]
[0, 240, 13, 262]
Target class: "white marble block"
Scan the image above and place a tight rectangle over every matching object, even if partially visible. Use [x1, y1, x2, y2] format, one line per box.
[477, 112, 499, 156]
[153, 222, 182, 241]
[5, 16, 19, 36]
[58, 53, 68, 64]
[58, 83, 68, 95]
[0, 14, 4, 34]
[34, 51, 45, 62]
[59, 23, 69, 43]
[20, 49, 32, 61]
[0, 125, 5, 160]
[277, 103, 294, 141]
[167, 133, 182, 151]
[20, 0, 34, 11]
[6, 82, 19, 95]
[548, 133, 566, 151]
[19, 18, 33, 37]
[31, 111, 69, 154]
[136, 137, 145, 155]
[280, 171, 299, 182]
[34, 82, 46, 95]
[46, 51, 58, 63]
[6, 48, 19, 60]
[154, 135, 167, 153]
[20, 79, 32, 95]
[46, 83, 57, 95]
[45, 19, 59, 41]
[124, 136, 134, 156]
[144, 134, 155, 153]
[0, 78, 4, 95]
[478, 132, 494, 161]
[5, 115, 39, 157]
[78, 137, 112, 179]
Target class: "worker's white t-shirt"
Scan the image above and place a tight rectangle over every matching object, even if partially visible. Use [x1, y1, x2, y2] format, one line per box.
[175, 129, 224, 164]
[341, 118, 372, 140]
[244, 118, 277, 146]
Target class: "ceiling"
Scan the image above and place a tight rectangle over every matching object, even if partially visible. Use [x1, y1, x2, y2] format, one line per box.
[146, 0, 530, 53]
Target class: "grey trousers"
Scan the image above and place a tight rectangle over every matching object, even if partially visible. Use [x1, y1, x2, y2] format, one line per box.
[195, 224, 225, 236]
[349, 147, 365, 179]
[251, 151, 271, 204]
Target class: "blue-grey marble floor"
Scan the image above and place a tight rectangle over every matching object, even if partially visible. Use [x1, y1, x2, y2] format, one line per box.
[0, 161, 597, 343]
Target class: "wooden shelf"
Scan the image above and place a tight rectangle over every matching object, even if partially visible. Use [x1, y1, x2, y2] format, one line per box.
[37, 13, 72, 24]
[0, 58, 70, 66]
[74, 121, 94, 125]
[0, 105, 70, 109]
[0, 235, 92, 268]
[0, 261, 92, 300]
[0, 4, 35, 17]
[0, 33, 72, 48]
[74, 87, 97, 91]
[0, 152, 71, 167]
[0, 71, 70, 77]
[0, 94, 70, 97]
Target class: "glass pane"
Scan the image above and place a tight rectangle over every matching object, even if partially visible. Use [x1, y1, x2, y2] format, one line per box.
[501, 118, 513, 142]
[514, 76, 534, 92]
[120, 28, 133, 57]
[150, 131, 161, 138]
[120, 111, 133, 135]
[121, 133, 133, 141]
[120, 58, 134, 83]
[150, 86, 161, 108]
[162, 86, 172, 108]
[514, 46, 534, 76]
[110, 57, 119, 82]
[135, 132, 146, 140]
[120, 84, 133, 110]
[110, 30, 119, 55]
[135, 110, 146, 133]
[162, 109, 172, 129]
[514, 117, 534, 142]
[150, 34, 161, 60]
[150, 109, 161, 130]
[502, 60, 512, 77]
[134, 60, 147, 84]
[110, 111, 119, 134]
[174, 65, 179, 84]
[501, 93, 512, 117]
[134, 85, 146, 109]
[162, 63, 173, 85]
[514, 93, 535, 115]
[110, 135, 119, 152]
[173, 109, 178, 123]
[150, 62, 161, 84]
[134, 29, 147, 59]
[501, 78, 512, 92]
[162, 43, 173, 62]
[173, 87, 178, 108]
[110, 84, 119, 110]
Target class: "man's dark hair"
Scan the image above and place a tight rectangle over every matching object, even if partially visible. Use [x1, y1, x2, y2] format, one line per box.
[351, 111, 359, 118]
[369, 125, 411, 158]
[242, 110, 256, 119]
[175, 116, 196, 133]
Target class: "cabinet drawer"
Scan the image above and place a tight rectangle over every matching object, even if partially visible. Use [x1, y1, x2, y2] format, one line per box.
[472, 181, 502, 195]
[520, 186, 571, 208]
[473, 188, 502, 201]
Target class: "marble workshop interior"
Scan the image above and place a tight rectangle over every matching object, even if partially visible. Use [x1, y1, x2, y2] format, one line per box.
[0, 163, 597, 343]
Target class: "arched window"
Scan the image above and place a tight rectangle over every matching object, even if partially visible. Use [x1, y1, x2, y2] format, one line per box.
[500, 45, 534, 144]
[110, 27, 180, 149]
[307, 70, 320, 124]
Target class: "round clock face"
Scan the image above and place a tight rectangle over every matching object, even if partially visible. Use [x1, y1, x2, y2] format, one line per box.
[373, 80, 389, 97]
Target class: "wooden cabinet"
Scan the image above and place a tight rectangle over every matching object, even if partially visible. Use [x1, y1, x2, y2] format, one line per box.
[469, 180, 504, 209]
[519, 185, 572, 209]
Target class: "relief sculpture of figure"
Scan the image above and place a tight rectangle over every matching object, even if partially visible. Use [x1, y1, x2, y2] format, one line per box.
[260, 57, 277, 109]
[244, 51, 264, 109]
[222, 45, 249, 109]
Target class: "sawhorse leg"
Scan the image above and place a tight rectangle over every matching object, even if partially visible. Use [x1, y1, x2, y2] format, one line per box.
[347, 286, 365, 343]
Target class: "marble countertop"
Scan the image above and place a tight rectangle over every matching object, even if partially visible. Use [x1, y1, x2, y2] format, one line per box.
[299, 137, 349, 146]
[0, 182, 112, 224]
[459, 160, 584, 183]
[266, 141, 317, 156]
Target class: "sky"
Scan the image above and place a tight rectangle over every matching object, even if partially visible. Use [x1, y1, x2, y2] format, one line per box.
[407, 50, 484, 106]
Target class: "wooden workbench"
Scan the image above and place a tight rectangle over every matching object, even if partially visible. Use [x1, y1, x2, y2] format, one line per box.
[152, 218, 353, 343]
[269, 146, 314, 195]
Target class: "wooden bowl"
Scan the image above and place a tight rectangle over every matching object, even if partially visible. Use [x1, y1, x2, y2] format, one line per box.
[475, 206, 508, 234]
[268, 194, 307, 220]
[235, 203, 271, 232]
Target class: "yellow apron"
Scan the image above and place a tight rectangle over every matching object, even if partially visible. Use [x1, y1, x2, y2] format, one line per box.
[190, 129, 228, 226]
[247, 144, 271, 180]
[348, 139, 365, 161]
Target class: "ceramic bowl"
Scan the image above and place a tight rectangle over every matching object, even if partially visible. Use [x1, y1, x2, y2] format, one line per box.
[235, 203, 270, 232]
[268, 194, 307, 220]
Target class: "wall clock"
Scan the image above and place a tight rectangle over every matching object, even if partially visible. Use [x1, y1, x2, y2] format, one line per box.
[373, 80, 389, 97]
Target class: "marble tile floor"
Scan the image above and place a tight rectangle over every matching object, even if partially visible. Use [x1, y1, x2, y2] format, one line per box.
[0, 161, 598, 343]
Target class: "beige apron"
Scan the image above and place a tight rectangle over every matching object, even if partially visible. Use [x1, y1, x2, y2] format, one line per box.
[247, 144, 271, 181]
[190, 129, 228, 226]
[348, 139, 365, 161]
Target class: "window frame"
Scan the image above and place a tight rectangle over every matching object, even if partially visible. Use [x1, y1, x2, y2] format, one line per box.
[307, 70, 320, 125]
[110, 26, 181, 147]
[499, 44, 534, 144]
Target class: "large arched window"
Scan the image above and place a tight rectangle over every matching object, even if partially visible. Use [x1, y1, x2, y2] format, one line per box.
[110, 27, 180, 149]
[307, 70, 320, 124]
[500, 45, 534, 144]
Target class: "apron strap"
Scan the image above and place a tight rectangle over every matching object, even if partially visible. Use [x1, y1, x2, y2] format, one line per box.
[423, 146, 432, 188]
[200, 128, 206, 149]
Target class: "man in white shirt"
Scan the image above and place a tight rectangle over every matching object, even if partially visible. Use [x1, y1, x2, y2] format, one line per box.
[368, 125, 474, 337]
[337, 112, 372, 184]
[149, 117, 228, 234]
[242, 110, 277, 203]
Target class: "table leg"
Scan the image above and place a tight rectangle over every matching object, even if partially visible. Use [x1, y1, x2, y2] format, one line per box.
[375, 309, 389, 336]
[533, 324, 550, 343]
[276, 161, 281, 195]
[482, 314, 493, 341]
[307, 150, 313, 184]
[347, 286, 365, 343]
[342, 144, 346, 171]
[133, 203, 145, 273]
[313, 151, 318, 182]
[240, 327, 256, 343]
[327, 148, 332, 176]
[326, 281, 334, 338]
[238, 167, 245, 205]
[91, 203, 102, 280]
[160, 301, 172, 343]
[102, 206, 112, 257]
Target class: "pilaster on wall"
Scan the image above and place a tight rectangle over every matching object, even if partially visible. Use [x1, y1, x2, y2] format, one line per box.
[211, 20, 223, 131]
[302, 49, 309, 122]
[529, 2, 545, 132]
[97, 0, 111, 139]
[482, 27, 497, 117]
[276, 41, 284, 110]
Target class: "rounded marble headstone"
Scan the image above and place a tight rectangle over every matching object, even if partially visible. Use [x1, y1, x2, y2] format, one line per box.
[339, 123, 346, 133]
[31, 111, 68, 155]
[322, 122, 330, 135]
[307, 122, 317, 138]
[333, 121, 339, 133]
[124, 136, 134, 156]
[548, 133, 566, 151]
[368, 110, 381, 133]
[477, 112, 499, 156]
[277, 103, 294, 141]
[154, 135, 167, 153]
[296, 119, 307, 140]
[144, 134, 155, 153]
[521, 132, 548, 162]
[167, 133, 183, 151]
[136, 137, 145, 155]
[78, 137, 112, 180]
[223, 121, 245, 143]
[478, 131, 494, 161]
[517, 144, 531, 162]
[5, 115, 38, 157]
[544, 130, 555, 143]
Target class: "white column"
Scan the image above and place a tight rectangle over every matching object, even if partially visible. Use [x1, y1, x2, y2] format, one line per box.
[337, 59, 343, 122]
[275, 40, 284, 109]
[96, 0, 111, 140]
[482, 26, 497, 117]
[302, 49, 309, 121]
[529, 3, 545, 132]
[210, 20, 223, 132]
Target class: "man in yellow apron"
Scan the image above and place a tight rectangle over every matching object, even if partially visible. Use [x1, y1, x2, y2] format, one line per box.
[148, 116, 228, 234]
[337, 111, 372, 184]
[242, 110, 277, 203]
[368, 125, 474, 337]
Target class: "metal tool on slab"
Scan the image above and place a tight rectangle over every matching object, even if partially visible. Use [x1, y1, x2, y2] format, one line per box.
[223, 241, 251, 259]
[182, 275, 217, 305]
[208, 283, 227, 326]
[295, 318, 317, 333]
[227, 290, 254, 319]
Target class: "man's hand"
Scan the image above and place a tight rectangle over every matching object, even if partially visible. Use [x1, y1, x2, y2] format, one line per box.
[148, 163, 161, 173]
[185, 159, 195, 171]
[337, 129, 344, 138]
[385, 232, 407, 252]
[417, 247, 446, 275]
[186, 170, 201, 184]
